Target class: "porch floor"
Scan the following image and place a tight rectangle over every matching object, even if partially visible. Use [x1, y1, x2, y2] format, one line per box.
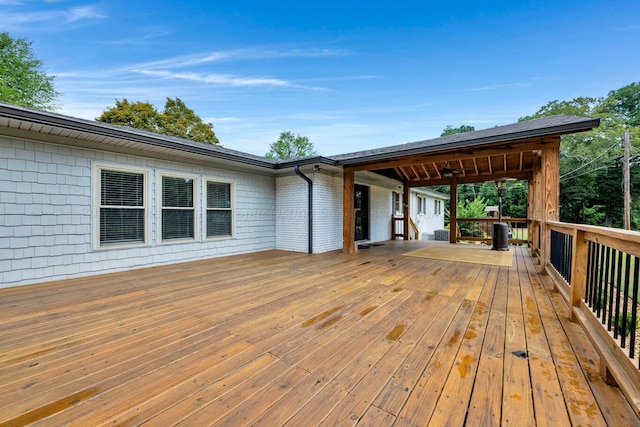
[1, 241, 638, 426]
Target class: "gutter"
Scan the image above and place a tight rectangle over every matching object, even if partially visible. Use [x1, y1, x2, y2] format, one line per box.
[294, 165, 313, 254]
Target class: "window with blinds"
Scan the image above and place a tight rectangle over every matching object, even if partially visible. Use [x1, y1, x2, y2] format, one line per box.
[161, 175, 196, 240]
[99, 169, 146, 245]
[206, 180, 233, 238]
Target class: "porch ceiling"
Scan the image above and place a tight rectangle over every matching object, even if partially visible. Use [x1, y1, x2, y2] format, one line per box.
[377, 139, 545, 186]
[333, 115, 600, 187]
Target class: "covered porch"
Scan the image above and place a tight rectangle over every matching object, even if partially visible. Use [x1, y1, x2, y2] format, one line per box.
[1, 241, 637, 426]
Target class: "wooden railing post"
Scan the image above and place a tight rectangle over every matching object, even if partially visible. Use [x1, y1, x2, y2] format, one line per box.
[569, 229, 587, 322]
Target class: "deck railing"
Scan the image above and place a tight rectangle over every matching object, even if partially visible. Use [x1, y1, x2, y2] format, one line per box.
[456, 217, 528, 245]
[391, 215, 420, 240]
[546, 221, 640, 415]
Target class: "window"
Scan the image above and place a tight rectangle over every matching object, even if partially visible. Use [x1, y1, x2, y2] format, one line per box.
[206, 179, 233, 238]
[393, 192, 401, 213]
[95, 165, 149, 248]
[160, 174, 197, 241]
[434, 200, 442, 215]
[418, 196, 426, 215]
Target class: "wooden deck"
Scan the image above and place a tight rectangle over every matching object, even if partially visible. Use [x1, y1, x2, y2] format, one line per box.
[1, 242, 638, 426]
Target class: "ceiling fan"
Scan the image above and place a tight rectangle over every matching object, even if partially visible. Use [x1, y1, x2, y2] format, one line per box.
[441, 162, 464, 178]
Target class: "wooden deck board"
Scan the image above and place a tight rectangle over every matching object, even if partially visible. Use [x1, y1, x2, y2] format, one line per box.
[0, 242, 637, 426]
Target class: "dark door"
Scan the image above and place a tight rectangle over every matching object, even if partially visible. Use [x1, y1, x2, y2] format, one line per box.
[354, 184, 370, 241]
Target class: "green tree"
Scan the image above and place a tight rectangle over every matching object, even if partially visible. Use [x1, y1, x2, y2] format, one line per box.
[0, 32, 59, 110]
[265, 131, 317, 160]
[520, 84, 640, 229]
[600, 82, 640, 126]
[97, 97, 219, 145]
[440, 124, 475, 137]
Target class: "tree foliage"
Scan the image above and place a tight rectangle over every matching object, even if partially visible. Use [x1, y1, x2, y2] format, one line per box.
[519, 82, 640, 229]
[0, 32, 59, 111]
[265, 131, 317, 160]
[440, 124, 475, 137]
[97, 97, 219, 145]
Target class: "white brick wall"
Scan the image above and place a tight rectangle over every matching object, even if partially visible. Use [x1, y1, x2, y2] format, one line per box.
[368, 185, 394, 243]
[275, 171, 396, 254]
[312, 173, 343, 253]
[275, 174, 309, 253]
[0, 136, 276, 288]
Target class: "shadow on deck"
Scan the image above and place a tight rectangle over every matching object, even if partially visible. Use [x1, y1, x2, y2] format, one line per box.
[0, 241, 638, 426]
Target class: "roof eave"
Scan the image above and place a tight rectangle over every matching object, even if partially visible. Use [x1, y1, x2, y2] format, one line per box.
[0, 103, 277, 170]
[336, 118, 601, 166]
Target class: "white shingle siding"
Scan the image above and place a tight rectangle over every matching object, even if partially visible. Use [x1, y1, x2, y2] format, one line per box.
[0, 136, 275, 288]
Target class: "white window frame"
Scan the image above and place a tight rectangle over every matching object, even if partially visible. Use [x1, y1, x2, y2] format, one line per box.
[392, 191, 401, 215]
[203, 176, 235, 240]
[157, 171, 199, 243]
[435, 199, 442, 216]
[93, 163, 150, 250]
[417, 196, 426, 215]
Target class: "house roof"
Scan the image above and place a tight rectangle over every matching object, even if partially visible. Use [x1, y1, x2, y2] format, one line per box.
[0, 103, 599, 177]
[330, 115, 599, 165]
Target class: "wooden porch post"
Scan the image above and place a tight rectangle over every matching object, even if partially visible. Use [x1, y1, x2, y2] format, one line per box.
[541, 141, 560, 270]
[569, 229, 588, 322]
[343, 167, 357, 254]
[403, 180, 410, 240]
[450, 177, 458, 244]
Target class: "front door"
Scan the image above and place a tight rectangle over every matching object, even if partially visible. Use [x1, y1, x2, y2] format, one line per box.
[354, 184, 370, 241]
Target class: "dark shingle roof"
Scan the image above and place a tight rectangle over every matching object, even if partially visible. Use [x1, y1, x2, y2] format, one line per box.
[330, 115, 599, 165]
[0, 103, 599, 169]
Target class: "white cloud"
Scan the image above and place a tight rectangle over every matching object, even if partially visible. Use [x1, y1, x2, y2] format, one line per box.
[465, 82, 533, 92]
[0, 3, 104, 30]
[133, 69, 292, 88]
[133, 47, 350, 70]
[65, 5, 104, 23]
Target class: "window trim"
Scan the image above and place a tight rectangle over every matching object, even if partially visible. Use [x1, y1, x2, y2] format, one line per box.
[392, 191, 401, 215]
[93, 163, 151, 250]
[203, 176, 235, 240]
[157, 171, 199, 244]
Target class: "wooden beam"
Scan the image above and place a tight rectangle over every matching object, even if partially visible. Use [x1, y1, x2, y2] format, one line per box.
[409, 165, 421, 180]
[343, 168, 357, 254]
[432, 162, 442, 178]
[403, 181, 411, 240]
[348, 140, 555, 172]
[408, 170, 530, 187]
[540, 143, 560, 269]
[395, 167, 410, 181]
[420, 164, 431, 179]
[519, 152, 524, 171]
[449, 178, 458, 244]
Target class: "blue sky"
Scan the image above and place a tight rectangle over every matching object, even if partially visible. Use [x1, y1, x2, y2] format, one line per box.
[2, 1, 639, 156]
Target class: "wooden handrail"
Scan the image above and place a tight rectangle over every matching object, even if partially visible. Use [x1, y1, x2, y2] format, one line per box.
[409, 217, 420, 240]
[457, 217, 527, 224]
[545, 221, 640, 416]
